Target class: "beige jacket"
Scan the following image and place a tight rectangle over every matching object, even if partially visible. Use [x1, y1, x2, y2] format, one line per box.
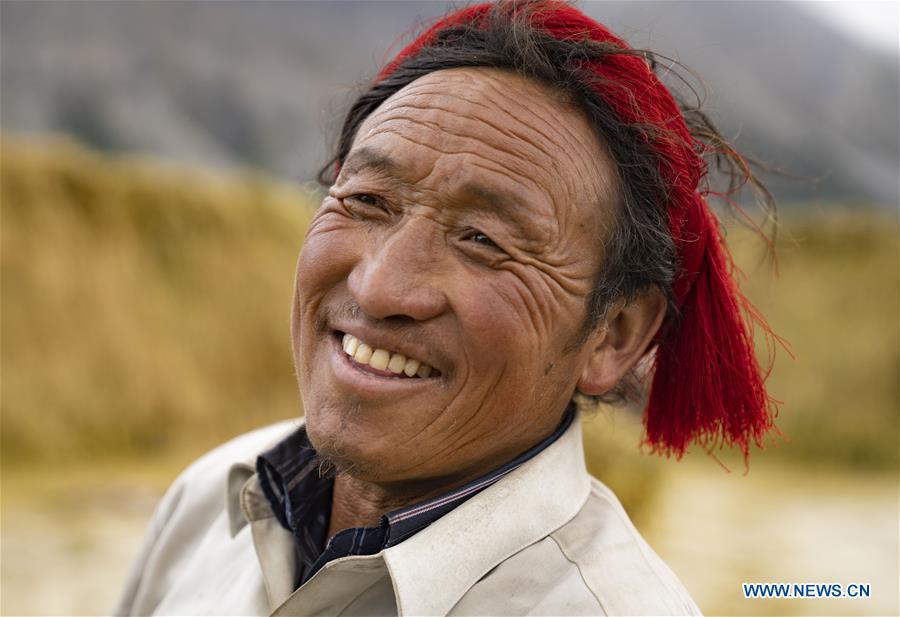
[113, 417, 701, 616]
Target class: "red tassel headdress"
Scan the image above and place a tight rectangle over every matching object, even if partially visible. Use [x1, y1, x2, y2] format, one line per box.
[376, 1, 780, 459]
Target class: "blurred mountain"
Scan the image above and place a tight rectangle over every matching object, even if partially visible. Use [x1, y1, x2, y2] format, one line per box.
[2, 1, 897, 206]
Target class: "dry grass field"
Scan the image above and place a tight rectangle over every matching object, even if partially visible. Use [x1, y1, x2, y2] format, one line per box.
[2, 136, 314, 464]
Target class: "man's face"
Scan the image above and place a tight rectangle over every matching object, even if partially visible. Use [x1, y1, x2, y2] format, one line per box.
[292, 67, 617, 486]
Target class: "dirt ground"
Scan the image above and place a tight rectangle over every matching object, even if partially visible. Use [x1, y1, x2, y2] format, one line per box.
[644, 461, 898, 616]
[2, 459, 896, 616]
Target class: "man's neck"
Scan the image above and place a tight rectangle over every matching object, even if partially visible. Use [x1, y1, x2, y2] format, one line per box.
[325, 455, 533, 541]
[324, 409, 575, 540]
[326, 471, 469, 539]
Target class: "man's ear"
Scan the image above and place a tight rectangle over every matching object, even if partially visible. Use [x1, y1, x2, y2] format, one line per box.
[576, 288, 667, 396]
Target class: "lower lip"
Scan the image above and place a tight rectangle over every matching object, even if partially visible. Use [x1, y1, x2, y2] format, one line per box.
[328, 334, 438, 395]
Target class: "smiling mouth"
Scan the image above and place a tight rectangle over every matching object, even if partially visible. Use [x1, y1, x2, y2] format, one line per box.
[334, 331, 440, 379]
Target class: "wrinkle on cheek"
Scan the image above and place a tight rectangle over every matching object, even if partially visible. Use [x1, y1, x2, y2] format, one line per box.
[388, 371, 490, 476]
[435, 366, 557, 469]
[505, 235, 588, 273]
[511, 277, 555, 346]
[497, 259, 586, 338]
[455, 368, 508, 444]
[521, 257, 596, 302]
[426, 367, 509, 468]
[492, 263, 591, 359]
[388, 403, 450, 474]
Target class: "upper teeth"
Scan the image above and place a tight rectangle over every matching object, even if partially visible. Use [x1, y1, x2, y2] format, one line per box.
[342, 333, 434, 378]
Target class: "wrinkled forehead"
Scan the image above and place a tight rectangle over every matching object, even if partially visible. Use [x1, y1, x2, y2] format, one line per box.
[347, 67, 618, 224]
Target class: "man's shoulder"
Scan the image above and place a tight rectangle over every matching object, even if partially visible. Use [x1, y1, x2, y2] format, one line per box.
[547, 477, 701, 615]
[450, 475, 700, 616]
[112, 420, 300, 617]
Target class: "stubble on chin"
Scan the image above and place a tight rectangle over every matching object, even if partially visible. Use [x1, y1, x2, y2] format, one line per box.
[307, 399, 365, 480]
[314, 451, 361, 480]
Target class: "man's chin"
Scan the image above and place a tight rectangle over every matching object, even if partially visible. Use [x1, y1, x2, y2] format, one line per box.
[311, 448, 363, 480]
[304, 408, 393, 482]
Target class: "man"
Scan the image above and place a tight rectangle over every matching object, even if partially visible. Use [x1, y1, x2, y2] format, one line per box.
[114, 2, 778, 615]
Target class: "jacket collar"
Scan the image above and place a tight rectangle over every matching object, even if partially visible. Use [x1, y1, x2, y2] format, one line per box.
[227, 462, 256, 537]
[381, 413, 591, 616]
[226, 413, 592, 616]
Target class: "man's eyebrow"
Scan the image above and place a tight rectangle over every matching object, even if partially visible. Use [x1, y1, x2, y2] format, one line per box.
[339, 152, 544, 237]
[461, 182, 546, 238]
[340, 147, 400, 177]
[462, 182, 531, 219]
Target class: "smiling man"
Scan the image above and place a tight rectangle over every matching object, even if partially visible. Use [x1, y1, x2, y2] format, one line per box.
[115, 2, 778, 616]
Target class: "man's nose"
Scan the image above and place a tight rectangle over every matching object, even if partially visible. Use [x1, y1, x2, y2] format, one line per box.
[347, 220, 449, 322]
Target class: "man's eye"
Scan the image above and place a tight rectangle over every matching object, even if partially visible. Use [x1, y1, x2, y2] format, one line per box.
[466, 230, 499, 249]
[347, 194, 379, 207]
[342, 194, 391, 220]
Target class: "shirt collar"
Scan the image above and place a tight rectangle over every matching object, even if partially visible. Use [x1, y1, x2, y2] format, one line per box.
[253, 406, 576, 585]
[226, 462, 255, 537]
[381, 412, 591, 616]
[226, 410, 592, 615]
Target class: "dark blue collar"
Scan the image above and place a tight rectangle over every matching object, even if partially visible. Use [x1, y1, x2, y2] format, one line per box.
[257, 404, 575, 587]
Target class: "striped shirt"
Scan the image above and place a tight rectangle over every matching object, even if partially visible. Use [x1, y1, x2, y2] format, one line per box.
[256, 405, 575, 588]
